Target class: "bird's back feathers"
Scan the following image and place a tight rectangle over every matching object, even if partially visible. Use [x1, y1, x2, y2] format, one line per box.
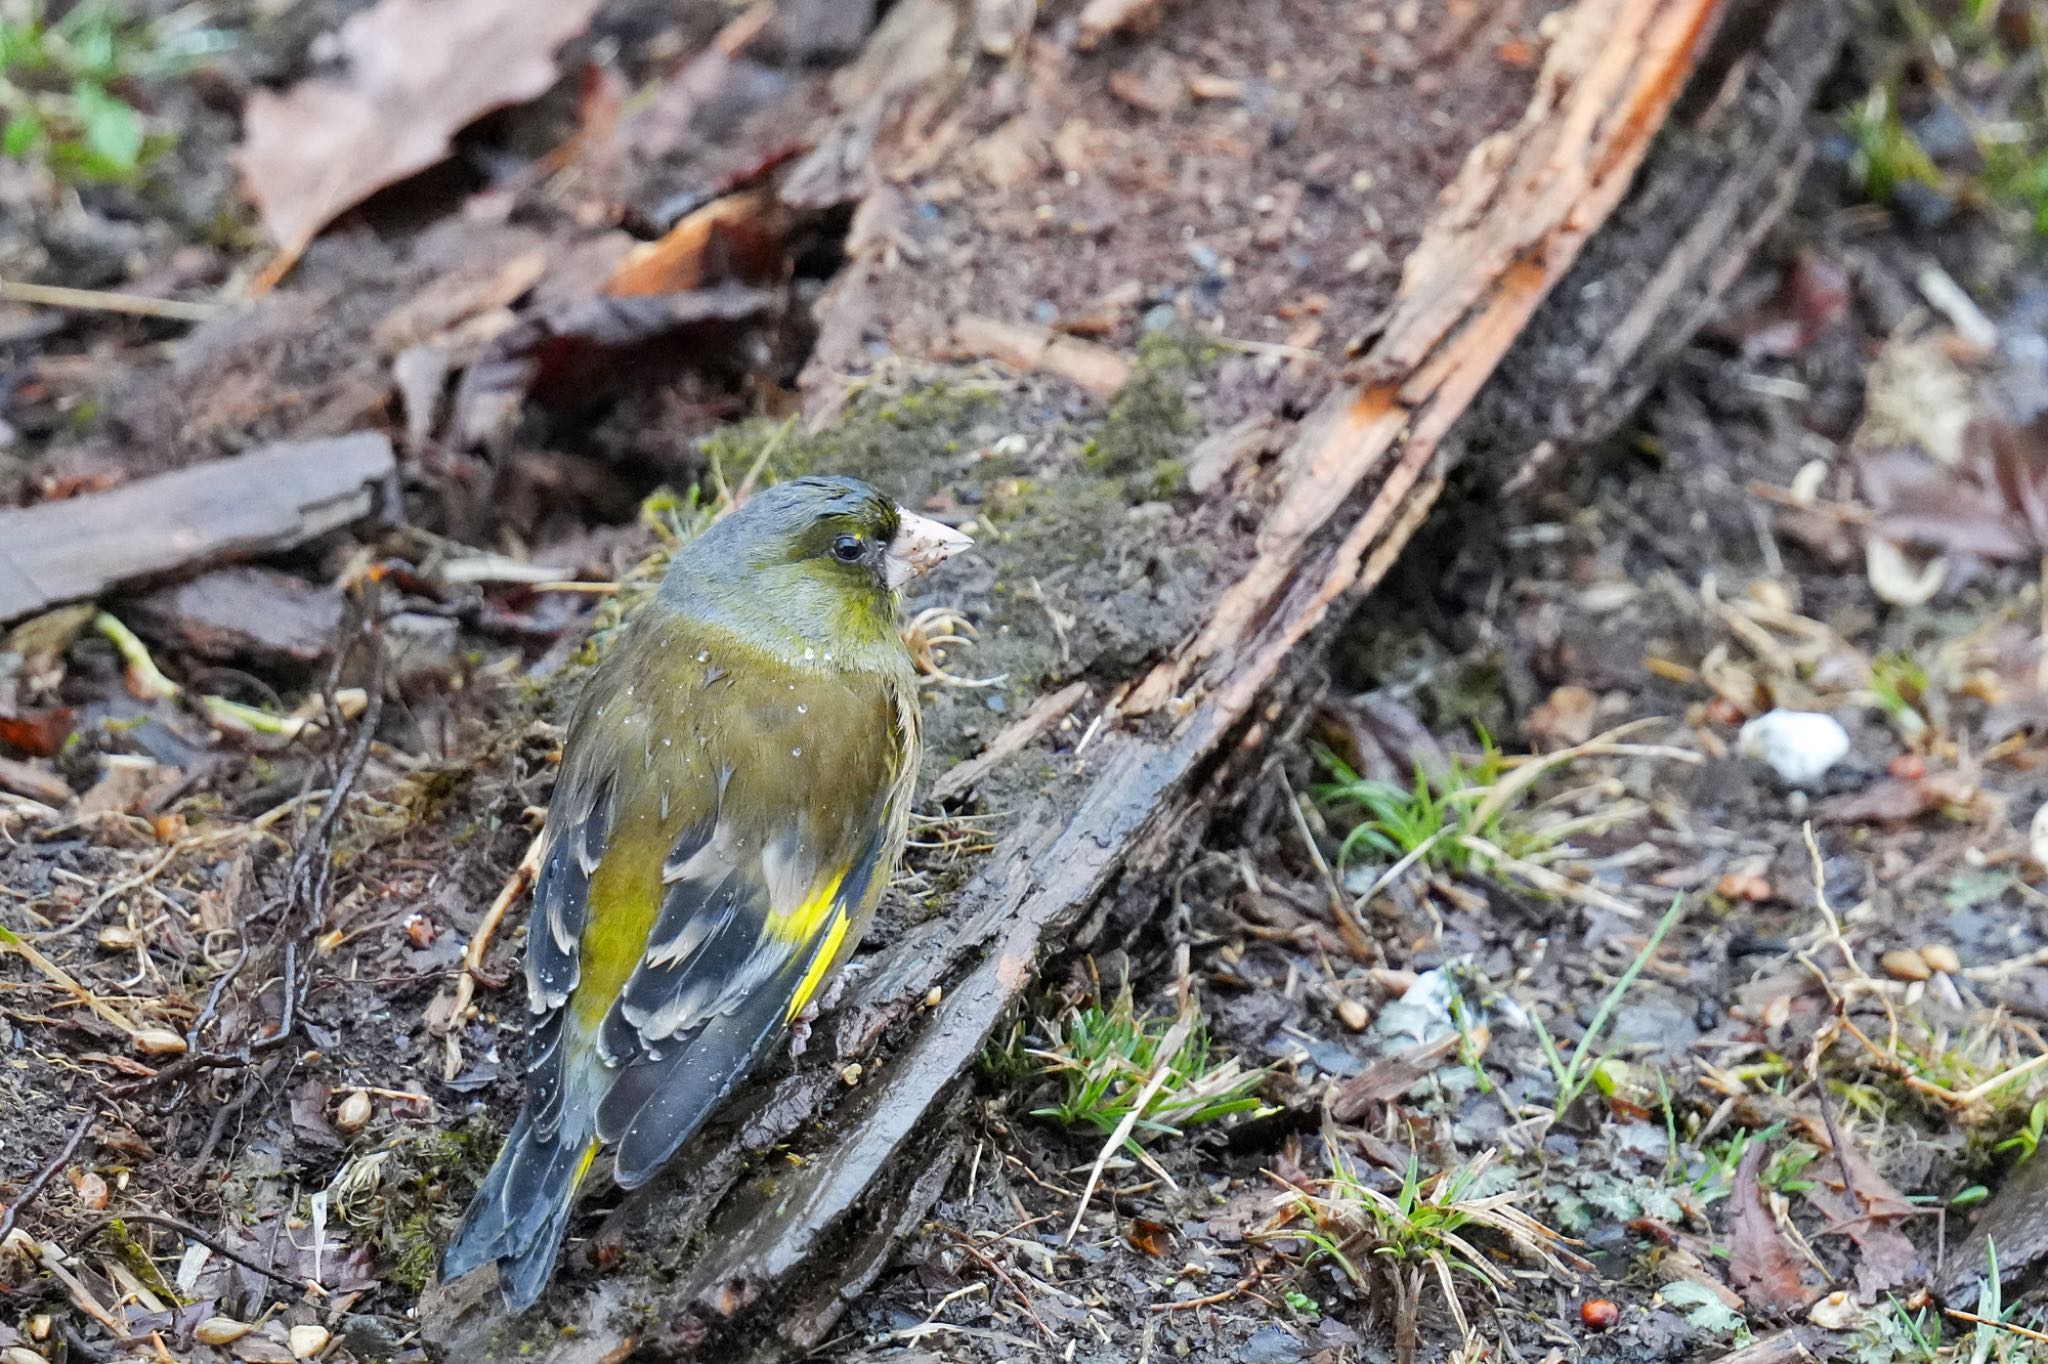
[446, 549, 918, 1310]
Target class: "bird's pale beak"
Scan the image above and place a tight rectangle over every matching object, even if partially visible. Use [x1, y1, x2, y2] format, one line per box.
[884, 507, 973, 588]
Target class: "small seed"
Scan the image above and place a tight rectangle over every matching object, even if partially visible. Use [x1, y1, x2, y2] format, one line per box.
[1336, 998, 1369, 1031]
[1580, 1298, 1618, 1331]
[333, 1090, 373, 1135]
[924, 986, 943, 1009]
[405, 914, 437, 949]
[1881, 949, 1932, 982]
[3, 1346, 49, 1364]
[132, 1028, 188, 1056]
[26, 1315, 50, 1342]
[195, 1317, 255, 1346]
[840, 1063, 864, 1087]
[1919, 944, 1961, 975]
[1888, 754, 1927, 781]
[96, 924, 141, 951]
[288, 1323, 330, 1359]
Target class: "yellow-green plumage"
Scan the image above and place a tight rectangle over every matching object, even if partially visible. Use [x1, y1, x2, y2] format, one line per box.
[443, 477, 962, 1310]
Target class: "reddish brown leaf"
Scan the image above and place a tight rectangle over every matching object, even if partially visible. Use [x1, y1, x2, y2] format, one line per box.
[1721, 253, 1851, 360]
[1127, 1217, 1172, 1257]
[1861, 415, 2048, 563]
[1798, 1124, 1924, 1302]
[238, 0, 607, 253]
[0, 705, 73, 758]
[1728, 1143, 1814, 1314]
[1815, 778, 1940, 827]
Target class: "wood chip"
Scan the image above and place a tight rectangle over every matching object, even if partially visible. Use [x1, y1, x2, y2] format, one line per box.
[0, 434, 395, 625]
[0, 756, 71, 805]
[947, 315, 1131, 399]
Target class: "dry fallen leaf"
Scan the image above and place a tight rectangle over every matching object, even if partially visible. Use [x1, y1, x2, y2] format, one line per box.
[0, 706, 74, 758]
[238, 0, 606, 255]
[1728, 1143, 1814, 1314]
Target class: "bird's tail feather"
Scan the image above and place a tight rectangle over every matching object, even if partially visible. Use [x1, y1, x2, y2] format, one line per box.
[442, 1110, 599, 1311]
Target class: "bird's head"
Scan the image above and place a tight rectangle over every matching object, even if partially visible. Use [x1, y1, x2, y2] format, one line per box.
[658, 476, 972, 664]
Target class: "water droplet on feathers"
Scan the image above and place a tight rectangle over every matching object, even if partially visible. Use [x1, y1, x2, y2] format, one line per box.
[791, 747, 803, 757]
[796, 704, 808, 715]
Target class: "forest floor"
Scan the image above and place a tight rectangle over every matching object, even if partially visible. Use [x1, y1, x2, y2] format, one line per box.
[6, 2, 2048, 1364]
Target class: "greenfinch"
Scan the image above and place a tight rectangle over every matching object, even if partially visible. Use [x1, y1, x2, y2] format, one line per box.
[443, 476, 971, 1309]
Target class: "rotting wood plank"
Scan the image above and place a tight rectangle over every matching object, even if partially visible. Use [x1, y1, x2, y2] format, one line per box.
[0, 433, 395, 624]
[422, 0, 1854, 1355]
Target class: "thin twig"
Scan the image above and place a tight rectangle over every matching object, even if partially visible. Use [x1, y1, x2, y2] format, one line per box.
[75, 1212, 319, 1294]
[0, 1106, 96, 1245]
[112, 594, 386, 1102]
[943, 1226, 1055, 1342]
[444, 835, 543, 1025]
[0, 278, 221, 322]
[1945, 1307, 2048, 1345]
[0, 926, 144, 1035]
[1278, 768, 1373, 957]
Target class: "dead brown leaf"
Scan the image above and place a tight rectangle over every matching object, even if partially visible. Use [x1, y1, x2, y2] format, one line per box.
[1796, 1121, 1923, 1303]
[1328, 1034, 1460, 1122]
[239, 0, 607, 255]
[1815, 778, 1940, 827]
[0, 706, 74, 758]
[1729, 1143, 1815, 1314]
[1523, 684, 1598, 750]
[1861, 415, 2048, 563]
[1126, 1217, 1172, 1257]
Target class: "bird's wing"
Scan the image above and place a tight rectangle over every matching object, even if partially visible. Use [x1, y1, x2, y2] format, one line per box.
[519, 629, 912, 1187]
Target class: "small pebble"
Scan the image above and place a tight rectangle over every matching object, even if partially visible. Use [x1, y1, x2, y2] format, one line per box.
[289, 1323, 330, 1359]
[1881, 949, 1932, 982]
[1738, 710, 1851, 787]
[96, 924, 141, 951]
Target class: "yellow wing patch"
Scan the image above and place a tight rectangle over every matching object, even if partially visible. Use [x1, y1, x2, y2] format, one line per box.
[765, 867, 847, 945]
[786, 909, 850, 1020]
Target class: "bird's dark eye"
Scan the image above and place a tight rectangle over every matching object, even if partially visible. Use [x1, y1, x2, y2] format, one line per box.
[831, 534, 865, 563]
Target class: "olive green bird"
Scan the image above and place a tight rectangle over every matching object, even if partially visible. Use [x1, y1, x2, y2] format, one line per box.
[442, 477, 970, 1310]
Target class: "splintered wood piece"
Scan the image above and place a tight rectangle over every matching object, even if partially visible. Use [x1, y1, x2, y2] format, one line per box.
[0, 434, 395, 625]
